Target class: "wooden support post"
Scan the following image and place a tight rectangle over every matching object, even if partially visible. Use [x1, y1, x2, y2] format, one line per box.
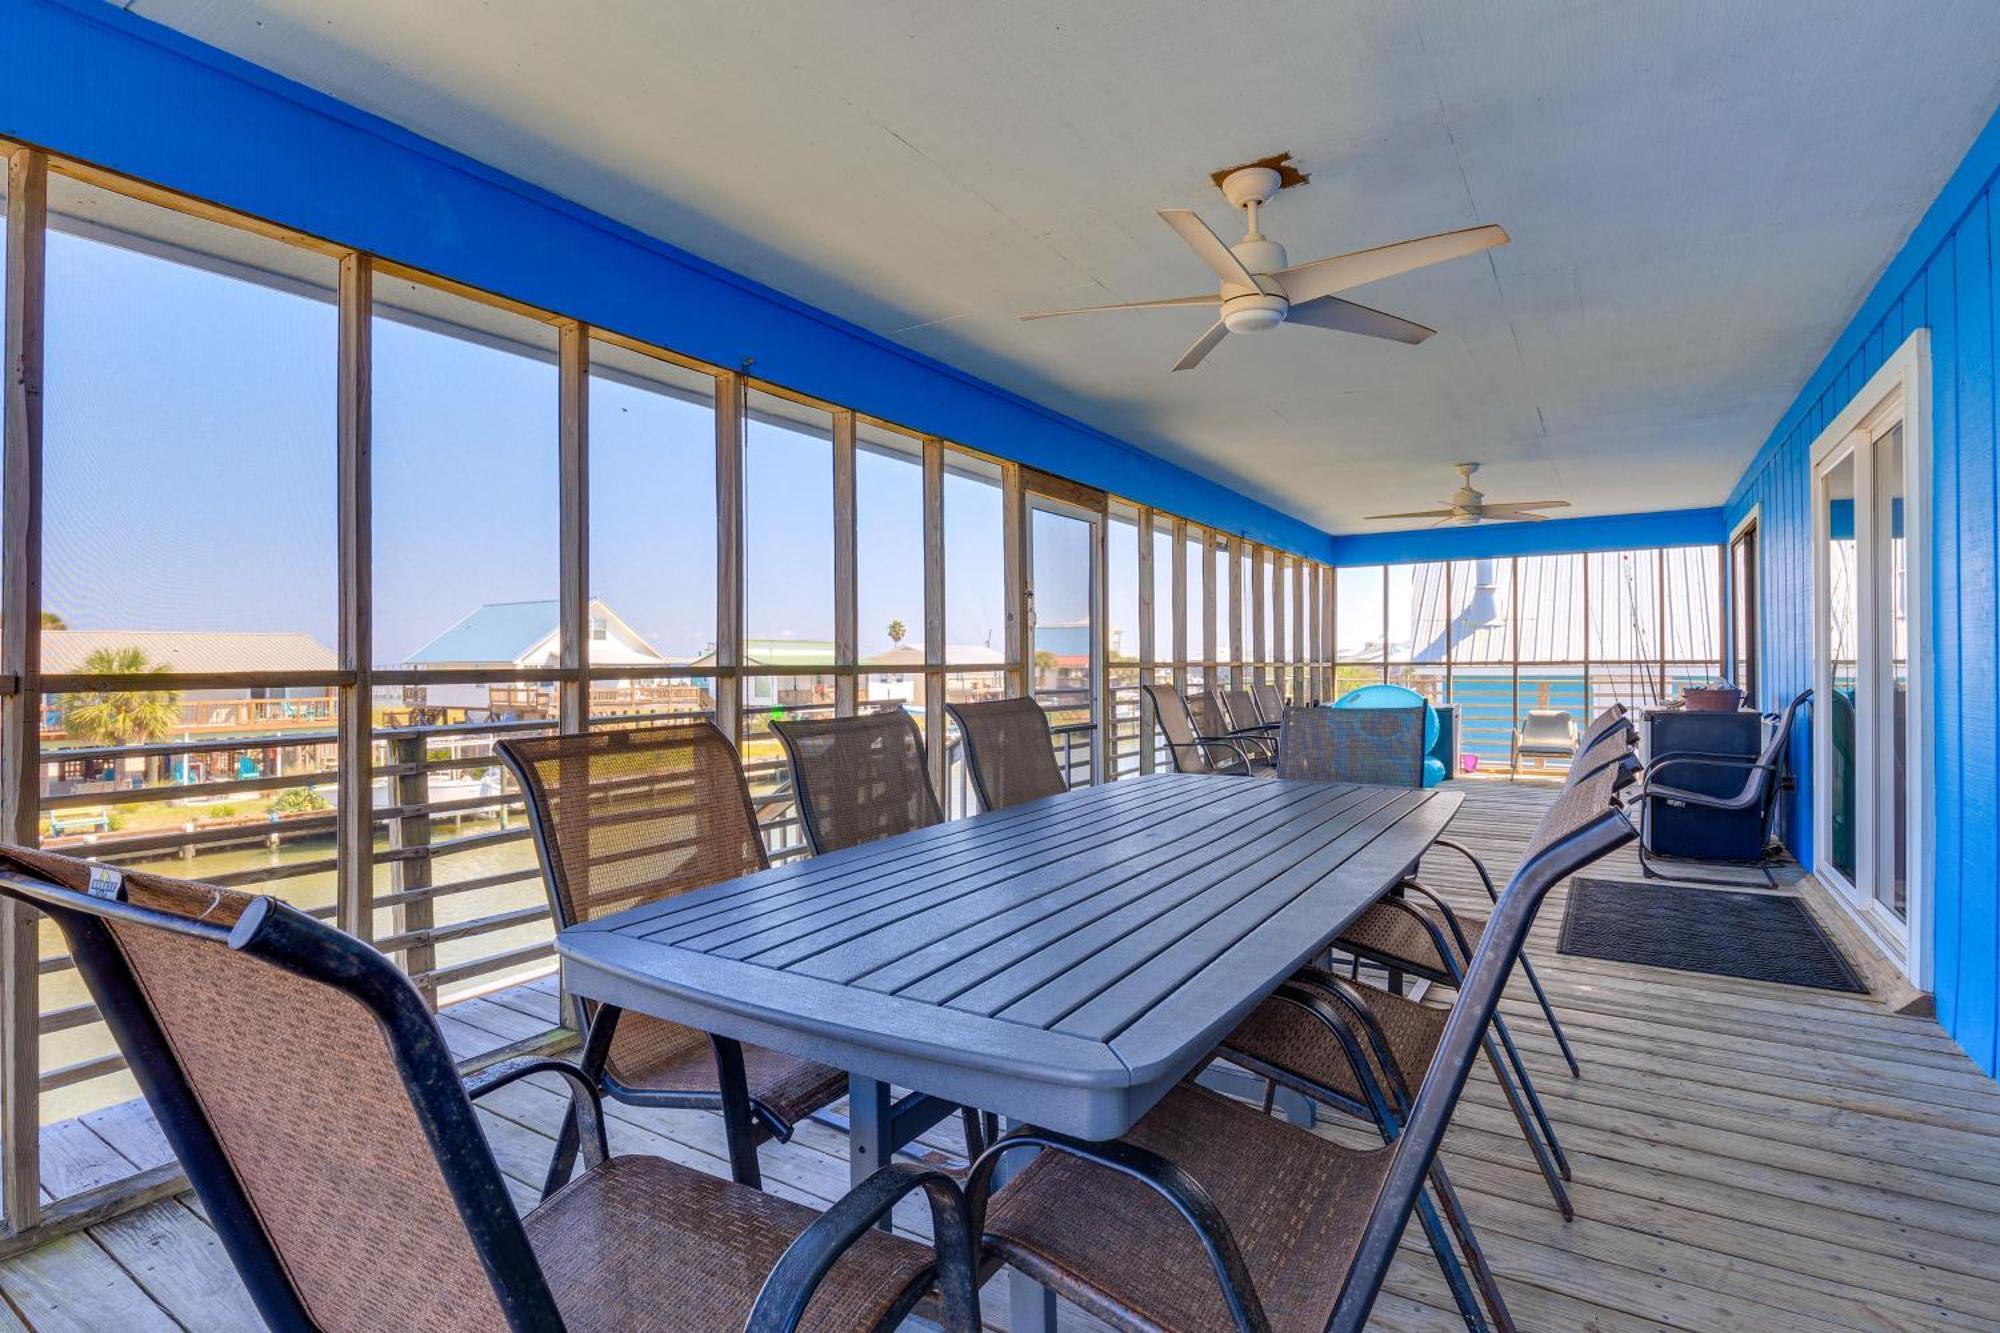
[922, 439, 947, 797]
[715, 373, 744, 745]
[1250, 545, 1266, 686]
[833, 410, 857, 717]
[1002, 462, 1027, 698]
[558, 320, 589, 734]
[1170, 518, 1187, 697]
[1201, 531, 1218, 690]
[335, 251, 374, 944]
[1293, 553, 1307, 700]
[1091, 498, 1109, 783]
[2, 146, 47, 1233]
[1136, 509, 1156, 774]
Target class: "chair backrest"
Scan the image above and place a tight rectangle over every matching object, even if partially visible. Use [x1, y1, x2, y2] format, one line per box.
[1275, 705, 1425, 786]
[1577, 703, 1631, 754]
[1518, 708, 1578, 745]
[1141, 682, 1215, 775]
[1569, 721, 1641, 790]
[1331, 760, 1636, 1330]
[496, 720, 768, 932]
[1219, 687, 1264, 733]
[770, 710, 944, 854]
[1253, 682, 1286, 724]
[1190, 690, 1232, 741]
[946, 696, 1067, 812]
[0, 845, 554, 1332]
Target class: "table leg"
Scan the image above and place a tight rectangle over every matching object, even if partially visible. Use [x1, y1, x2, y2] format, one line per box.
[996, 1117, 1057, 1332]
[847, 1073, 894, 1232]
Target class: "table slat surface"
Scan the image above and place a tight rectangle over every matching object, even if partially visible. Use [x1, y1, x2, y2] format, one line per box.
[561, 772, 1461, 1137]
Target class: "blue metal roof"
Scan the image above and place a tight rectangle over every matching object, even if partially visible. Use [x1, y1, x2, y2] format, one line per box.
[404, 599, 559, 666]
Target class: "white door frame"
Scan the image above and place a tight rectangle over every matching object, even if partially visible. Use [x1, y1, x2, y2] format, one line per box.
[1808, 327, 1932, 988]
[1024, 493, 1105, 784]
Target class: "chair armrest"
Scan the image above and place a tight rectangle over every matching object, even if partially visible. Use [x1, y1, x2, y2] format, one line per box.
[464, 1057, 609, 1175]
[1645, 755, 1772, 799]
[967, 1130, 1271, 1333]
[1391, 879, 1481, 970]
[1649, 748, 1759, 765]
[747, 1163, 981, 1333]
[1426, 837, 1499, 903]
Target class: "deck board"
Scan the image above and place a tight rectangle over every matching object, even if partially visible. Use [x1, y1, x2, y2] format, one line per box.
[6, 780, 2000, 1330]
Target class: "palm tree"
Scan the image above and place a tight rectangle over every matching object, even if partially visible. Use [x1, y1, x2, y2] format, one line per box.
[40, 610, 66, 630]
[59, 648, 182, 745]
[886, 619, 907, 649]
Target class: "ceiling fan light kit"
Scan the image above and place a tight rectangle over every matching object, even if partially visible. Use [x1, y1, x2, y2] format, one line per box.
[1019, 161, 1508, 371]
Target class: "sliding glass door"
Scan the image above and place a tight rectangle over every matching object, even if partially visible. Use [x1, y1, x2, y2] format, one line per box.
[1815, 408, 1916, 962]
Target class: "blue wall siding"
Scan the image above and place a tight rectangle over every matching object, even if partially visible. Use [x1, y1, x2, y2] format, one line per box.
[0, 0, 1332, 560]
[1725, 105, 2000, 1072]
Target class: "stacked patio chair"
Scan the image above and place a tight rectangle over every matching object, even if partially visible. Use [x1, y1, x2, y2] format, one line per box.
[1636, 689, 1810, 887]
[1220, 685, 1280, 739]
[1200, 688, 1277, 768]
[1275, 703, 1426, 787]
[1141, 682, 1262, 775]
[497, 723, 847, 1194]
[0, 843, 982, 1333]
[770, 709, 997, 1156]
[945, 695, 1067, 813]
[1252, 680, 1288, 726]
[966, 755, 1637, 1333]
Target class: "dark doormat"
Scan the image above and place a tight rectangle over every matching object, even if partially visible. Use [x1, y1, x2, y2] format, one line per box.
[1558, 878, 1865, 993]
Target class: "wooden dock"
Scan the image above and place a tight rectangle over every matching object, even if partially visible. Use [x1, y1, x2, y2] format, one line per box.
[5, 780, 1999, 1330]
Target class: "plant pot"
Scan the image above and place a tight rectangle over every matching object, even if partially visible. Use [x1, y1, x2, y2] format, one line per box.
[1683, 686, 1742, 713]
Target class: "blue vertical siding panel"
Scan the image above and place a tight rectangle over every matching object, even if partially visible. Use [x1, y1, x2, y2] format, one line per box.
[1724, 106, 2000, 1072]
[1954, 203, 1995, 1072]
[1931, 243, 1963, 1035]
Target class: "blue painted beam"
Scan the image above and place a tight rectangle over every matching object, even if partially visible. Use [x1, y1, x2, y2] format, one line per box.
[1327, 507, 1726, 566]
[0, 0, 1333, 560]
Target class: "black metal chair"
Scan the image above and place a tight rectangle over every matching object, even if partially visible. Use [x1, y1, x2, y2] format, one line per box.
[1637, 689, 1811, 887]
[0, 843, 981, 1333]
[1141, 682, 1259, 775]
[496, 722, 847, 1195]
[945, 695, 1067, 812]
[965, 758, 1637, 1333]
[1275, 704, 1425, 786]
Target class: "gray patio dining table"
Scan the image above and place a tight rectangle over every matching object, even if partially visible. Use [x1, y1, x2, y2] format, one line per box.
[557, 769, 1462, 1326]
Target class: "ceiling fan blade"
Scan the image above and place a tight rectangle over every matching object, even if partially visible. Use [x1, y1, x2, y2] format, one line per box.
[1172, 321, 1231, 371]
[1286, 296, 1435, 345]
[1364, 508, 1457, 521]
[1483, 510, 1549, 522]
[1018, 293, 1221, 321]
[1275, 223, 1510, 305]
[1158, 210, 1258, 290]
[1479, 500, 1572, 513]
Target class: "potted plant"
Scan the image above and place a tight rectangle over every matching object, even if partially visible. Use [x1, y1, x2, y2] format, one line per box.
[1680, 676, 1743, 712]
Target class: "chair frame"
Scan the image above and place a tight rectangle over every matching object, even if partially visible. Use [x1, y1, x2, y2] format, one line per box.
[496, 725, 821, 1194]
[945, 696, 1068, 813]
[964, 764, 1637, 1333]
[0, 864, 982, 1332]
[1636, 690, 1810, 888]
[770, 710, 945, 855]
[1141, 682, 1258, 775]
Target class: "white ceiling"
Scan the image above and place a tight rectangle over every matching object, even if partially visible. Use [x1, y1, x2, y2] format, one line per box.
[126, 0, 2000, 533]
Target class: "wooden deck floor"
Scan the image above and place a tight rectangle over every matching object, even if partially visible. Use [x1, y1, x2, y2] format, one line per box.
[6, 780, 2000, 1331]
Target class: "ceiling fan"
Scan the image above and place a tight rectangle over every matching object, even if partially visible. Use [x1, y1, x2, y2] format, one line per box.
[1019, 164, 1507, 371]
[1365, 463, 1570, 526]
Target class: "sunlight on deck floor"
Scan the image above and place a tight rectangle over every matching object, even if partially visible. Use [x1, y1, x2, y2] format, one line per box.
[4, 781, 1998, 1332]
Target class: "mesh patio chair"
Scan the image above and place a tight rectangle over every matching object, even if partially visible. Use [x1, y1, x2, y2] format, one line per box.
[1253, 681, 1288, 725]
[1141, 682, 1259, 776]
[498, 724, 849, 1193]
[1220, 686, 1279, 736]
[1199, 689, 1277, 767]
[1275, 704, 1426, 786]
[770, 711, 944, 854]
[769, 710, 995, 1156]
[0, 843, 981, 1333]
[966, 758, 1636, 1333]
[945, 696, 1067, 812]
[1637, 689, 1810, 887]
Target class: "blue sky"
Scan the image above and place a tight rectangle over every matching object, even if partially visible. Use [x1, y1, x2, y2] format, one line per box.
[35, 215, 1070, 667]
